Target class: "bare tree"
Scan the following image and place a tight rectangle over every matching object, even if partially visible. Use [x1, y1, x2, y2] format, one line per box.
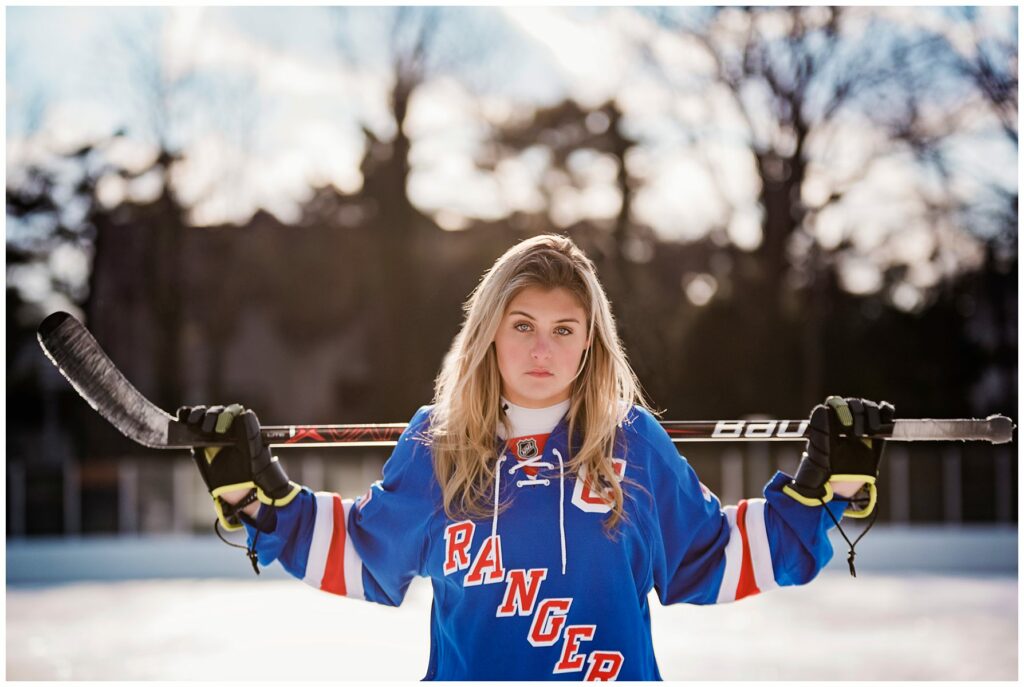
[909, 7, 1017, 245]
[84, 8, 270, 409]
[327, 7, 505, 415]
[482, 100, 637, 250]
[631, 6, 1014, 409]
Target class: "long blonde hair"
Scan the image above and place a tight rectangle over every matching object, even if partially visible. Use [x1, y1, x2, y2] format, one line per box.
[429, 234, 651, 530]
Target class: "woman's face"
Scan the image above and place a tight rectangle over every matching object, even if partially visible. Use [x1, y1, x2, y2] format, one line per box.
[494, 285, 591, 409]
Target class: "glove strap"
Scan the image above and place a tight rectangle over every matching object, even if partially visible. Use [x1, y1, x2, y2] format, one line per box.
[213, 488, 263, 575]
[224, 488, 259, 517]
[211, 482, 259, 531]
[820, 494, 880, 578]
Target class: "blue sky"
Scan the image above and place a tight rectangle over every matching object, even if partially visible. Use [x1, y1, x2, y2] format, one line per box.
[6, 6, 564, 138]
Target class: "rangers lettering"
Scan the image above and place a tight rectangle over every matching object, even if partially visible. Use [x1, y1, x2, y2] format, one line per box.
[553, 625, 596, 673]
[464, 535, 505, 586]
[443, 521, 476, 575]
[496, 568, 548, 617]
[528, 598, 572, 646]
[584, 651, 624, 681]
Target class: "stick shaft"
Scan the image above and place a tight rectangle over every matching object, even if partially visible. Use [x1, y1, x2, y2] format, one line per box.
[38, 310, 1015, 450]
[165, 416, 1015, 448]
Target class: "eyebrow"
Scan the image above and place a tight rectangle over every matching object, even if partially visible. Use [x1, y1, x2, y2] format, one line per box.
[508, 310, 581, 324]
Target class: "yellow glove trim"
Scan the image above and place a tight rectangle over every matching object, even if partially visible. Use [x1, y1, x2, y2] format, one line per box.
[215, 404, 244, 433]
[256, 481, 302, 507]
[211, 481, 258, 499]
[782, 481, 834, 507]
[825, 396, 852, 426]
[210, 482, 257, 531]
[205, 404, 244, 463]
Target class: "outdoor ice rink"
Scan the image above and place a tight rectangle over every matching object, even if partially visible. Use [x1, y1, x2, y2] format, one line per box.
[6, 527, 1018, 681]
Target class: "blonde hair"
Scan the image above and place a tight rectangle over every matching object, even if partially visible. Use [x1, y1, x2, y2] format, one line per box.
[429, 234, 651, 531]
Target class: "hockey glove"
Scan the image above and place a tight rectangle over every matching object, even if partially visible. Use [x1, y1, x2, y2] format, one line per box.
[784, 396, 895, 518]
[178, 404, 301, 532]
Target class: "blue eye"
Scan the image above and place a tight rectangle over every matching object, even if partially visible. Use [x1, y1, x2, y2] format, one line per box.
[513, 321, 574, 336]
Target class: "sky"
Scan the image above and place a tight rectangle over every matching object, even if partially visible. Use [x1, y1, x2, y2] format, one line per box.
[7, 7, 574, 224]
[5, 6, 1018, 305]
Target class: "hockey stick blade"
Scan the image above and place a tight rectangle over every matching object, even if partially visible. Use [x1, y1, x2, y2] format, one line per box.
[37, 311, 217, 449]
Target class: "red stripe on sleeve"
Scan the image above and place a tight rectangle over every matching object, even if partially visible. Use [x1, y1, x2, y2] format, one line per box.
[734, 499, 761, 601]
[321, 494, 348, 595]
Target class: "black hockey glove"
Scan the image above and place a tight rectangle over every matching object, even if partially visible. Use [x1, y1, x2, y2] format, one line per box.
[784, 396, 895, 577]
[784, 396, 895, 518]
[178, 404, 300, 532]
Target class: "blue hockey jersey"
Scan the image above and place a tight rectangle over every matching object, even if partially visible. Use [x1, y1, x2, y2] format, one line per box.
[241, 404, 845, 681]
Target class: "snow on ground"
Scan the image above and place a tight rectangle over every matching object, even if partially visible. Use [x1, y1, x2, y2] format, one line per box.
[6, 527, 1017, 680]
[7, 571, 1016, 681]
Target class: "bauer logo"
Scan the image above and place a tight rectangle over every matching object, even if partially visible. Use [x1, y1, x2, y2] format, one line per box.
[712, 420, 808, 438]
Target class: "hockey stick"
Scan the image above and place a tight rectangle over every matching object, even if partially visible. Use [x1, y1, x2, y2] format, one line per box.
[38, 310, 1015, 449]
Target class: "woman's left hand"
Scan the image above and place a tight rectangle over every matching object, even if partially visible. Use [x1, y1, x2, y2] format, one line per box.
[785, 396, 895, 517]
[830, 479, 866, 498]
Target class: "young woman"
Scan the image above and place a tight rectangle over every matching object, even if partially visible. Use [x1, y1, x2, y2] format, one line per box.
[180, 234, 894, 681]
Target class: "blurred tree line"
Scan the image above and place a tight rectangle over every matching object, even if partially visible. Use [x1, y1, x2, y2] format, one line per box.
[6, 7, 1016, 533]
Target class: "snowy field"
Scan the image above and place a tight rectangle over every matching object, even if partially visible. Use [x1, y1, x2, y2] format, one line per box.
[6, 526, 1018, 681]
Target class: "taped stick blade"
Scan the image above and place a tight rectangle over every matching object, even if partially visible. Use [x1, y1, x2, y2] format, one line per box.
[37, 311, 180, 448]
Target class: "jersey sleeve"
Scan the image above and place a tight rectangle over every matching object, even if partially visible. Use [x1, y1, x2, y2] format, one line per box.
[241, 405, 437, 607]
[634, 409, 846, 606]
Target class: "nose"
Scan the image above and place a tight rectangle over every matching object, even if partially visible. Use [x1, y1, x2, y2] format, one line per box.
[530, 335, 553, 360]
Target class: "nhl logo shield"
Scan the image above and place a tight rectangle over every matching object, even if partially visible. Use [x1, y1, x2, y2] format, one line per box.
[516, 437, 539, 459]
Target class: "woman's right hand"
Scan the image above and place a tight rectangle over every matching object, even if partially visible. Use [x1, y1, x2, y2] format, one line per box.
[179, 403, 300, 528]
[178, 404, 262, 529]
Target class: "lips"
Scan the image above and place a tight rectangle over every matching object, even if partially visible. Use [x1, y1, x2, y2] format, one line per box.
[527, 370, 553, 377]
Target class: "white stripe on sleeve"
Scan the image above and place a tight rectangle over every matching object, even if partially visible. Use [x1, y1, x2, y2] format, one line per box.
[302, 492, 337, 588]
[716, 505, 743, 603]
[341, 498, 365, 600]
[743, 499, 778, 593]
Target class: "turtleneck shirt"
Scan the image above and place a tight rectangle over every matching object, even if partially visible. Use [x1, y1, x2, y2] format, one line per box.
[497, 396, 571, 478]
